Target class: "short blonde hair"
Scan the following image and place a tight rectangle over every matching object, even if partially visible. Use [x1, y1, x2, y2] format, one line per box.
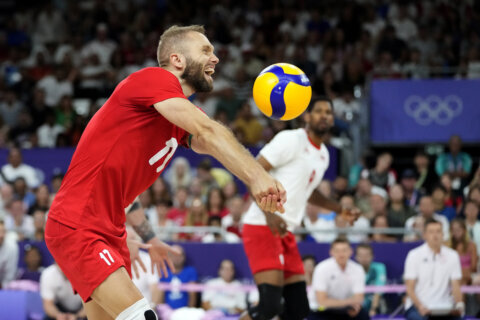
[157, 25, 206, 67]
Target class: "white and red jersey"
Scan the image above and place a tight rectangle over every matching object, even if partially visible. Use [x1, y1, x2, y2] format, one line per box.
[49, 67, 189, 235]
[243, 128, 330, 230]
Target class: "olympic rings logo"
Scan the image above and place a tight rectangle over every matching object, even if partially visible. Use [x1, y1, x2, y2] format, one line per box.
[403, 95, 463, 126]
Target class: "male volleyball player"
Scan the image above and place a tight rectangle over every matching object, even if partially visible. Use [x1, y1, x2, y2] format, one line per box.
[45, 25, 286, 320]
[240, 97, 359, 320]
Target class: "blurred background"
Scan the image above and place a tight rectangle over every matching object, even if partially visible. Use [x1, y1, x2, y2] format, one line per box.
[0, 0, 479, 319]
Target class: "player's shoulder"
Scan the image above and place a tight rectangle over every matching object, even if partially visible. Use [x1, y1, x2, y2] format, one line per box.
[271, 128, 305, 144]
[348, 260, 365, 274]
[41, 264, 60, 279]
[129, 67, 177, 82]
[315, 257, 335, 271]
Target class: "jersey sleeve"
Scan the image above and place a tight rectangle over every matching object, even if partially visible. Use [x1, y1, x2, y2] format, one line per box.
[403, 251, 417, 280]
[312, 264, 328, 292]
[259, 130, 300, 168]
[352, 266, 366, 294]
[118, 68, 186, 108]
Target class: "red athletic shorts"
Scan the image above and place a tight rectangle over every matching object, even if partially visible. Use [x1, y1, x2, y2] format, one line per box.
[242, 224, 304, 279]
[45, 217, 132, 302]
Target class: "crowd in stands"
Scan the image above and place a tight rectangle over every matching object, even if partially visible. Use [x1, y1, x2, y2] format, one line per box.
[1, 0, 480, 318]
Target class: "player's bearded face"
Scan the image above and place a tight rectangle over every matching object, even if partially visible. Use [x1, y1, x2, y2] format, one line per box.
[181, 57, 213, 92]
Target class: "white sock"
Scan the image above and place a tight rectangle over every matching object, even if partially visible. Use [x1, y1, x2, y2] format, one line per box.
[115, 298, 156, 320]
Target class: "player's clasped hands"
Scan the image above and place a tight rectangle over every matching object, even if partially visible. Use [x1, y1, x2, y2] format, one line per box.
[252, 176, 286, 214]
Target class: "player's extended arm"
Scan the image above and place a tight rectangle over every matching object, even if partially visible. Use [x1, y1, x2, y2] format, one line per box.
[308, 189, 359, 224]
[126, 198, 180, 278]
[154, 98, 285, 213]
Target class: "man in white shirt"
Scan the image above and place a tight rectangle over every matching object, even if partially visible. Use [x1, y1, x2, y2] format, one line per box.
[40, 264, 86, 320]
[202, 259, 246, 315]
[404, 218, 464, 320]
[310, 238, 368, 320]
[0, 220, 18, 288]
[4, 199, 34, 240]
[240, 98, 358, 320]
[36, 67, 74, 108]
[405, 196, 450, 241]
[1, 147, 41, 189]
[464, 200, 480, 255]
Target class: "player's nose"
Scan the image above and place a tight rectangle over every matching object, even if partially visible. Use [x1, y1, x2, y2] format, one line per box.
[211, 53, 219, 65]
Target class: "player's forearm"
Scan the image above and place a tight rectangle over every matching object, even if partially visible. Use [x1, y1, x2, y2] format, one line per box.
[126, 200, 156, 243]
[191, 121, 265, 186]
[405, 280, 424, 309]
[316, 292, 356, 308]
[451, 280, 463, 303]
[308, 189, 341, 213]
[43, 300, 62, 317]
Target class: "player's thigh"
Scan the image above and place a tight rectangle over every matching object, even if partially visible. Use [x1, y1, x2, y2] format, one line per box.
[284, 273, 305, 285]
[91, 266, 144, 318]
[253, 269, 284, 286]
[84, 299, 115, 320]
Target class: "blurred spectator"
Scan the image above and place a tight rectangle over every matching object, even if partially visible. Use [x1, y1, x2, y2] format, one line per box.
[32, 2, 65, 45]
[464, 200, 480, 255]
[332, 177, 349, 201]
[32, 209, 46, 241]
[222, 196, 245, 238]
[440, 173, 463, 212]
[81, 23, 117, 67]
[340, 194, 369, 243]
[222, 180, 239, 202]
[361, 152, 396, 190]
[164, 157, 192, 194]
[376, 25, 406, 62]
[13, 177, 35, 209]
[0, 219, 18, 288]
[232, 101, 263, 146]
[369, 186, 388, 221]
[167, 187, 190, 227]
[310, 238, 368, 320]
[435, 135, 473, 190]
[370, 215, 397, 243]
[4, 198, 34, 240]
[303, 254, 318, 311]
[55, 95, 77, 130]
[406, 196, 450, 241]
[151, 176, 172, 204]
[447, 218, 478, 285]
[404, 219, 464, 320]
[206, 187, 229, 218]
[16, 244, 43, 282]
[467, 185, 480, 208]
[40, 263, 86, 320]
[1, 147, 41, 189]
[182, 197, 208, 241]
[197, 159, 233, 192]
[403, 216, 425, 242]
[149, 200, 175, 242]
[0, 90, 24, 127]
[36, 66, 74, 108]
[37, 110, 64, 147]
[355, 178, 373, 215]
[401, 169, 422, 209]
[387, 184, 416, 228]
[432, 185, 457, 222]
[202, 259, 246, 315]
[202, 216, 240, 243]
[304, 203, 336, 243]
[355, 243, 387, 317]
[29, 184, 50, 215]
[414, 151, 437, 194]
[158, 245, 198, 309]
[391, 4, 418, 42]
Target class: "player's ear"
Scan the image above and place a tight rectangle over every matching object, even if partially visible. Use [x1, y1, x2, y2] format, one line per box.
[303, 111, 310, 123]
[170, 53, 186, 70]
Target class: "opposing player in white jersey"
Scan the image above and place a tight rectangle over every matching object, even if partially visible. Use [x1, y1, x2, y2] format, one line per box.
[240, 97, 359, 320]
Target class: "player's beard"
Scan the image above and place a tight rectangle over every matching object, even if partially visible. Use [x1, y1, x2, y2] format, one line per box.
[181, 58, 213, 92]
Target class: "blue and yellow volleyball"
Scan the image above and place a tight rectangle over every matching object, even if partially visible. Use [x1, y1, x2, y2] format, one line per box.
[252, 63, 312, 121]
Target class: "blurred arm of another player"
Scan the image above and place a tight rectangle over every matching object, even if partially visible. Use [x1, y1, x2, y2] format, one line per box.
[125, 198, 181, 279]
[308, 189, 360, 225]
[154, 98, 285, 214]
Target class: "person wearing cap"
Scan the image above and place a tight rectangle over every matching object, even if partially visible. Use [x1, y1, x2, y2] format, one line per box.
[401, 169, 423, 209]
[405, 196, 450, 241]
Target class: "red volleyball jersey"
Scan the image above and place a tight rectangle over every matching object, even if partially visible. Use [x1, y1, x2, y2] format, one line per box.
[49, 67, 189, 235]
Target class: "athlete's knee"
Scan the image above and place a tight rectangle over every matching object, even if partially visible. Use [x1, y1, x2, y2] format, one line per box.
[248, 283, 283, 320]
[115, 298, 157, 320]
[282, 281, 310, 320]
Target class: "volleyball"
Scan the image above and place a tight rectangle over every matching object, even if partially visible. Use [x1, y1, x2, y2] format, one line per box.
[252, 63, 312, 121]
